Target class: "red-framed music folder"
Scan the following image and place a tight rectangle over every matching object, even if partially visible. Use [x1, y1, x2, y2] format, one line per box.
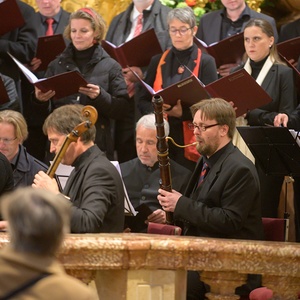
[35, 34, 66, 71]
[277, 36, 300, 62]
[135, 68, 272, 117]
[0, 0, 25, 36]
[194, 32, 245, 68]
[101, 28, 163, 68]
[0, 78, 10, 105]
[8, 52, 88, 100]
[205, 69, 272, 117]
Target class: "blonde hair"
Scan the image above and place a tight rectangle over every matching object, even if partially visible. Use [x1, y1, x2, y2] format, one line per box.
[64, 7, 107, 43]
[0, 110, 28, 143]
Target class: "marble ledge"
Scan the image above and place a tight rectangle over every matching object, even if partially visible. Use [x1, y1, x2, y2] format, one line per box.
[0, 232, 299, 277]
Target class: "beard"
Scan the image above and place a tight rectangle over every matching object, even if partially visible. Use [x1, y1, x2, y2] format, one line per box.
[196, 140, 219, 157]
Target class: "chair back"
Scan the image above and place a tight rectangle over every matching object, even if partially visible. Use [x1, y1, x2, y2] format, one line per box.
[147, 222, 182, 235]
[262, 217, 285, 242]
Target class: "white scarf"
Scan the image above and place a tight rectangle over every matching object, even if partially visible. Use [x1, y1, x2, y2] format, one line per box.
[244, 56, 274, 86]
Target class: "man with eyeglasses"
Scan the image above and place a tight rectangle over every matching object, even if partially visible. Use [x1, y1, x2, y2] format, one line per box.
[0, 110, 47, 188]
[157, 98, 263, 299]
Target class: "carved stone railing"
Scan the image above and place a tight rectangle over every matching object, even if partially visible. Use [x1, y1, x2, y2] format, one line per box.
[1, 233, 299, 299]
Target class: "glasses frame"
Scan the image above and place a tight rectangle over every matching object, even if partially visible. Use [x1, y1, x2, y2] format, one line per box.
[168, 27, 193, 36]
[0, 137, 17, 145]
[188, 123, 220, 132]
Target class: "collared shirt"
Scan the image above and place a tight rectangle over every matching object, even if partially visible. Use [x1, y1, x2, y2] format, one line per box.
[202, 141, 232, 171]
[126, 4, 152, 41]
[220, 5, 251, 39]
[40, 8, 62, 35]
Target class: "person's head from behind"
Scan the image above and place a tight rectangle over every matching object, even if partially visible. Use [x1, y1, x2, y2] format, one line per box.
[190, 98, 236, 157]
[64, 7, 106, 51]
[36, 0, 61, 18]
[136, 114, 169, 167]
[167, 6, 198, 51]
[0, 110, 28, 162]
[1, 187, 70, 256]
[43, 104, 96, 165]
[244, 19, 281, 63]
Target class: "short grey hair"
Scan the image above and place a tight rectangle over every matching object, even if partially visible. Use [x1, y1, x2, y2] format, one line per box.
[136, 113, 170, 136]
[167, 6, 196, 28]
[1, 187, 70, 256]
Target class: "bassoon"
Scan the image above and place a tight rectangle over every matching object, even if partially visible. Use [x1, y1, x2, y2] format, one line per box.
[152, 95, 174, 224]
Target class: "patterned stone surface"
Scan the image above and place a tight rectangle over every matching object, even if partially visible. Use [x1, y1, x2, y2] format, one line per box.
[1, 233, 300, 299]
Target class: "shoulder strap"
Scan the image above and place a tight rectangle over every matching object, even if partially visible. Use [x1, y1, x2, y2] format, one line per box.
[0, 273, 51, 300]
[153, 48, 202, 92]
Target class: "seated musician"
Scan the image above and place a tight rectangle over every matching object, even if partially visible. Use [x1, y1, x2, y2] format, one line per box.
[121, 113, 191, 232]
[32, 104, 125, 233]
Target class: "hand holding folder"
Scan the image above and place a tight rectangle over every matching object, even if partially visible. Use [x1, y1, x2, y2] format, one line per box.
[134, 67, 272, 117]
[8, 52, 88, 100]
[35, 34, 66, 72]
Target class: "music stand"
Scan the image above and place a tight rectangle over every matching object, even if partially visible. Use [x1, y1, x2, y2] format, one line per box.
[237, 126, 300, 241]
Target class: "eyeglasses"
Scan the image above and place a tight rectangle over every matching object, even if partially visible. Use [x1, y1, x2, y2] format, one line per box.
[168, 27, 192, 36]
[188, 123, 219, 132]
[0, 137, 17, 145]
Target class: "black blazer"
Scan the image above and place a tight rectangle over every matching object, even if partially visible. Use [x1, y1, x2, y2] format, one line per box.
[278, 18, 300, 43]
[174, 142, 263, 240]
[0, 0, 38, 81]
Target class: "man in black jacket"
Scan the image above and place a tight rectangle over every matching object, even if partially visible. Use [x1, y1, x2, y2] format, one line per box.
[32, 104, 125, 234]
[158, 98, 263, 299]
[121, 113, 191, 232]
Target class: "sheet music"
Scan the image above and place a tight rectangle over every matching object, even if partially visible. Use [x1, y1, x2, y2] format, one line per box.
[289, 129, 300, 146]
[53, 161, 137, 215]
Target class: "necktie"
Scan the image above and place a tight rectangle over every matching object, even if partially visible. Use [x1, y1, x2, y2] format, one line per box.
[46, 18, 54, 36]
[133, 14, 143, 37]
[198, 162, 209, 187]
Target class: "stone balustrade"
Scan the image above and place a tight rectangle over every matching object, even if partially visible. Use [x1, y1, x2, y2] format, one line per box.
[1, 233, 299, 299]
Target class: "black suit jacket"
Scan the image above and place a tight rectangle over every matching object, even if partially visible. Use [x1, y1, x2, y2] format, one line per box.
[0, 0, 38, 81]
[174, 142, 263, 240]
[232, 63, 296, 125]
[279, 18, 300, 43]
[196, 5, 278, 45]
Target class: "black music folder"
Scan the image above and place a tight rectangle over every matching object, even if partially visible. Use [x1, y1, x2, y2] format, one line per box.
[102, 28, 162, 68]
[0, 0, 25, 36]
[237, 126, 300, 176]
[194, 32, 245, 67]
